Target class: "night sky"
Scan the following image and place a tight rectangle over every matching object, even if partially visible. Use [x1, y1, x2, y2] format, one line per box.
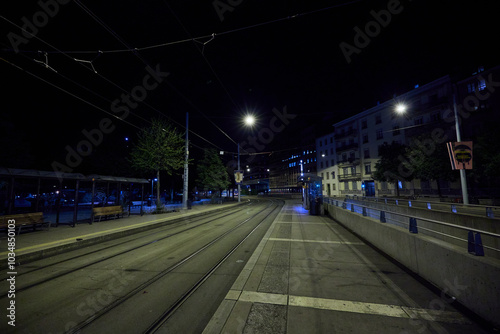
[1, 0, 498, 174]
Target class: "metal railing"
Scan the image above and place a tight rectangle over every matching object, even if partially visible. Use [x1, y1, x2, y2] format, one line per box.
[323, 197, 500, 258]
[344, 195, 499, 218]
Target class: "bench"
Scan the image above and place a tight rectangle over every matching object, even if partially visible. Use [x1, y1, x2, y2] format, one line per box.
[0, 212, 51, 235]
[92, 205, 128, 222]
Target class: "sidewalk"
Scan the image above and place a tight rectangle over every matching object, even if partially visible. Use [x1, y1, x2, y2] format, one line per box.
[203, 200, 479, 334]
[0, 201, 243, 265]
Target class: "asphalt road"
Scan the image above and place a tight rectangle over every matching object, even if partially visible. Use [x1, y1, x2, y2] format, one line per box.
[0, 198, 283, 334]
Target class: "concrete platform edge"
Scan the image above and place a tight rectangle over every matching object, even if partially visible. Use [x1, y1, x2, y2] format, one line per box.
[0, 202, 246, 268]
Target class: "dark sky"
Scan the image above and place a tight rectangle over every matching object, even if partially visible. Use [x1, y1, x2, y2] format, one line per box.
[1, 0, 499, 173]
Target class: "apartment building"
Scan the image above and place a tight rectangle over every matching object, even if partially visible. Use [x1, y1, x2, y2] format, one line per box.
[317, 75, 456, 198]
[317, 65, 500, 199]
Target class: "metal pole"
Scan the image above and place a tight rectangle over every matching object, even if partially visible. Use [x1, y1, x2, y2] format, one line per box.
[453, 92, 469, 205]
[238, 143, 241, 203]
[73, 180, 79, 227]
[183, 112, 189, 209]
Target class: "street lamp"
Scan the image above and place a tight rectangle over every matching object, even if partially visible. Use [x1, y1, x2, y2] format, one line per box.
[395, 103, 407, 114]
[238, 114, 257, 202]
[244, 114, 256, 127]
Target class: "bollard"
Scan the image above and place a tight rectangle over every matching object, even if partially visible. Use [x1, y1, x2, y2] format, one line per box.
[342, 201, 347, 209]
[409, 217, 418, 233]
[474, 233, 485, 256]
[468, 231, 485, 256]
[351, 203, 355, 212]
[362, 207, 367, 216]
[486, 207, 494, 218]
[380, 211, 386, 223]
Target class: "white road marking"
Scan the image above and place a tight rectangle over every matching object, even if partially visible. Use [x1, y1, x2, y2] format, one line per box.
[225, 290, 470, 324]
[268, 237, 364, 245]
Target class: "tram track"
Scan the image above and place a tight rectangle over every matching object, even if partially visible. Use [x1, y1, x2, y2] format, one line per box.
[1, 198, 284, 334]
[69, 199, 282, 334]
[0, 200, 255, 297]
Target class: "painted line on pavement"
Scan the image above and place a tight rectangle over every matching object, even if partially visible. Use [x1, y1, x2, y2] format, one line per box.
[268, 237, 364, 245]
[225, 290, 470, 324]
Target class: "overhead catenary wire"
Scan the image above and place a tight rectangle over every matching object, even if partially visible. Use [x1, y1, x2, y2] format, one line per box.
[2, 1, 362, 153]
[1, 57, 143, 131]
[72, 1, 240, 148]
[162, 0, 241, 147]
[1, 15, 225, 152]
[2, 0, 361, 55]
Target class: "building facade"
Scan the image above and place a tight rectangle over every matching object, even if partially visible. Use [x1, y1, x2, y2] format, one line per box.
[316, 65, 500, 199]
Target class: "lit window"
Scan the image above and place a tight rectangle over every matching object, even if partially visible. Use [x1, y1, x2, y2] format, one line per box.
[478, 79, 486, 91]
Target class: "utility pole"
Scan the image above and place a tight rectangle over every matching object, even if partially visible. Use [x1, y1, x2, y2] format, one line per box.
[182, 112, 189, 209]
[237, 143, 241, 202]
[453, 92, 469, 205]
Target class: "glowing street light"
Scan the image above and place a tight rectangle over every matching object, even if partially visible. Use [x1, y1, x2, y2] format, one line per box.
[238, 114, 257, 202]
[395, 103, 407, 114]
[244, 114, 256, 126]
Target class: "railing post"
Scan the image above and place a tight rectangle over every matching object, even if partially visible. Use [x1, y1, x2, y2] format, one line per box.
[350, 203, 355, 212]
[427, 202, 431, 210]
[395, 199, 399, 205]
[380, 211, 386, 223]
[451, 204, 457, 213]
[468, 231, 484, 256]
[362, 207, 367, 216]
[467, 231, 475, 253]
[409, 217, 418, 233]
[408, 200, 412, 207]
[486, 207, 494, 218]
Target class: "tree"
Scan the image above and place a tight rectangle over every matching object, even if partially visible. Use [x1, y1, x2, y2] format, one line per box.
[404, 135, 456, 197]
[196, 148, 231, 197]
[373, 142, 409, 197]
[130, 119, 184, 207]
[469, 125, 500, 197]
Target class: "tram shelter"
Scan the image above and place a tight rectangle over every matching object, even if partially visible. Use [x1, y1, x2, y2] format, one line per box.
[0, 168, 149, 227]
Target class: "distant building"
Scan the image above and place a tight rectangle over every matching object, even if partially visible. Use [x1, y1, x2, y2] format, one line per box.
[269, 125, 317, 193]
[316, 65, 500, 199]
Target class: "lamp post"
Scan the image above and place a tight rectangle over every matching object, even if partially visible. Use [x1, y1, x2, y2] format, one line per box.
[237, 143, 241, 202]
[394, 102, 469, 204]
[452, 93, 469, 205]
[237, 114, 256, 202]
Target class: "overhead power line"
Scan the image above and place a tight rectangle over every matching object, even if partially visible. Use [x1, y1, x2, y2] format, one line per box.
[2, 0, 361, 55]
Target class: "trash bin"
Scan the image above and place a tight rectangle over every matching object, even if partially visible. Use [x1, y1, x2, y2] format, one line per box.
[310, 198, 321, 215]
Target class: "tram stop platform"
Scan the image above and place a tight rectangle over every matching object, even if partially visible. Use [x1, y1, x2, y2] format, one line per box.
[203, 200, 488, 334]
[0, 201, 242, 267]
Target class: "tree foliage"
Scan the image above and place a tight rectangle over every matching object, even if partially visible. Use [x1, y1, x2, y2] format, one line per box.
[373, 136, 458, 197]
[469, 125, 500, 195]
[404, 135, 456, 182]
[373, 142, 408, 196]
[196, 148, 230, 196]
[130, 119, 184, 205]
